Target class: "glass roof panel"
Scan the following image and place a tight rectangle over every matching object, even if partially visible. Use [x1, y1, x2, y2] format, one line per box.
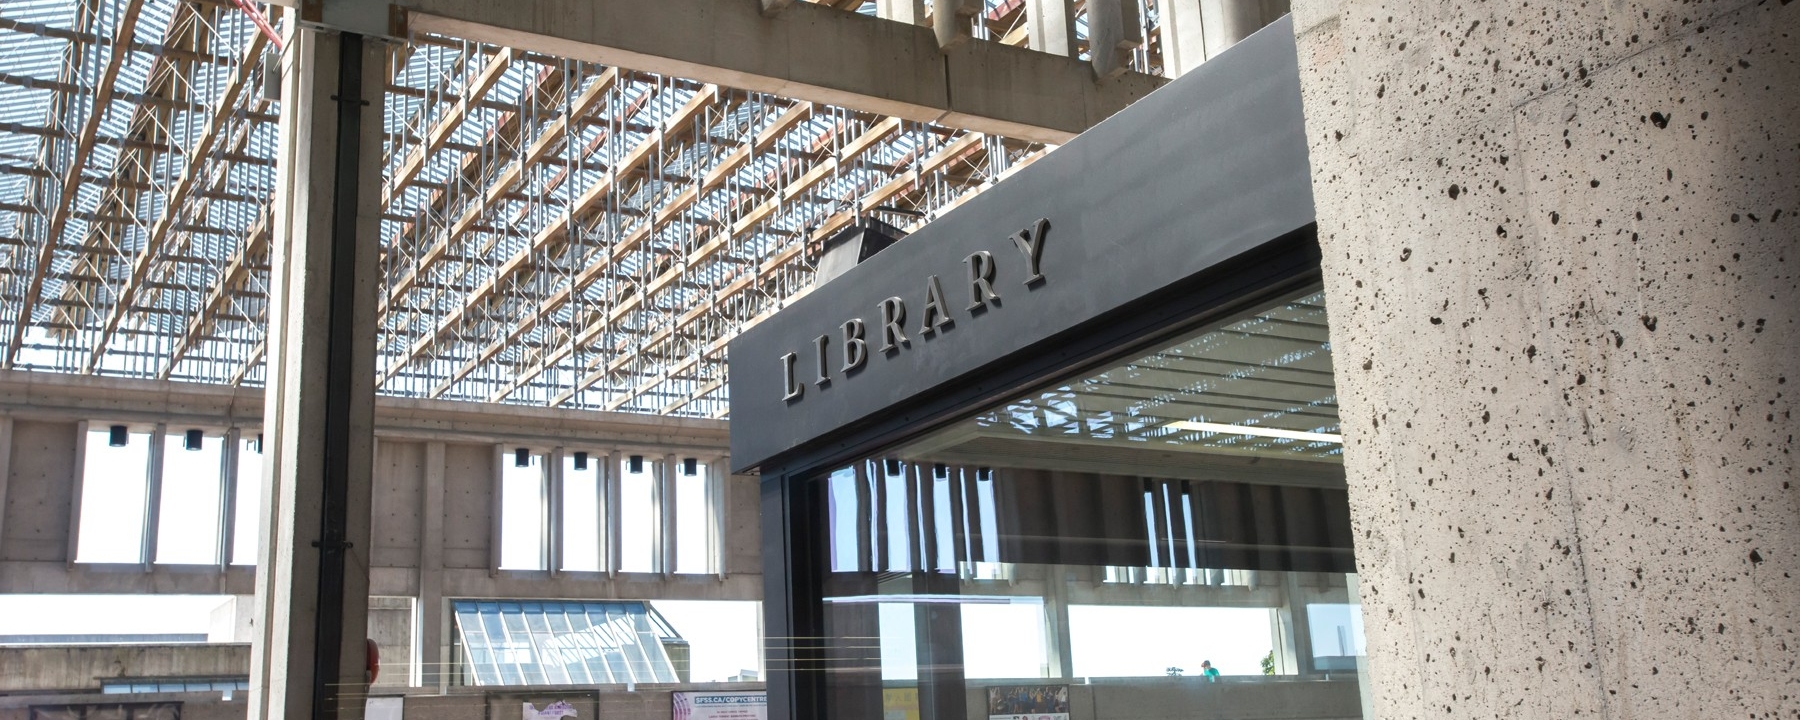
[452, 599, 682, 687]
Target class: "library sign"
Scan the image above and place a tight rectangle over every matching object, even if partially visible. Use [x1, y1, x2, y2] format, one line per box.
[778, 218, 1050, 403]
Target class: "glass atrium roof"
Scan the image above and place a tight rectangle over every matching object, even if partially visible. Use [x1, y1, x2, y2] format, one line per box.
[909, 289, 1342, 468]
[453, 599, 684, 686]
[0, 0, 1115, 418]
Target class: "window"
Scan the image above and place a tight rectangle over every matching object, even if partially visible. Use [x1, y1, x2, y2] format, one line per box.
[156, 432, 224, 565]
[101, 678, 249, 694]
[451, 600, 684, 685]
[801, 288, 1372, 719]
[1306, 602, 1368, 671]
[617, 455, 657, 573]
[1067, 605, 1275, 677]
[560, 453, 603, 573]
[499, 452, 546, 571]
[76, 426, 153, 563]
[231, 437, 262, 566]
[672, 460, 712, 574]
[648, 600, 763, 683]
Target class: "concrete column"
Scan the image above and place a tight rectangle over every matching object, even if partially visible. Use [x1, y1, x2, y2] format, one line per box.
[141, 424, 165, 568]
[488, 445, 504, 574]
[1024, 0, 1076, 56]
[248, 22, 385, 720]
[1291, 1, 1800, 718]
[604, 451, 621, 577]
[547, 447, 564, 575]
[418, 442, 446, 691]
[1198, 0, 1262, 60]
[1157, 0, 1207, 76]
[64, 421, 86, 566]
[661, 453, 678, 576]
[0, 417, 12, 556]
[1087, 0, 1130, 77]
[218, 427, 241, 571]
[876, 0, 925, 25]
[709, 455, 727, 579]
[930, 0, 972, 49]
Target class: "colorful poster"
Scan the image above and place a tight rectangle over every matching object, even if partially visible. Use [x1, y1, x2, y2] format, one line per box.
[883, 688, 920, 720]
[986, 685, 1071, 720]
[673, 690, 768, 720]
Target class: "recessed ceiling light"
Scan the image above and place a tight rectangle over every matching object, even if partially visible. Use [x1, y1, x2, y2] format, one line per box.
[1163, 420, 1342, 444]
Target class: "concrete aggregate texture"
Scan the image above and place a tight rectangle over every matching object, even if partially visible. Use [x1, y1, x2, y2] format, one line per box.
[1290, 0, 1797, 717]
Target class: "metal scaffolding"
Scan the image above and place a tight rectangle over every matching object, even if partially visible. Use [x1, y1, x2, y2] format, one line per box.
[0, 0, 1166, 418]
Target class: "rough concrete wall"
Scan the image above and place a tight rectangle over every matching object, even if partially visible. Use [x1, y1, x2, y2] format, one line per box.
[0, 698, 247, 720]
[372, 439, 426, 569]
[0, 644, 251, 692]
[724, 473, 760, 576]
[1290, 0, 1798, 718]
[440, 442, 492, 570]
[1, 419, 76, 562]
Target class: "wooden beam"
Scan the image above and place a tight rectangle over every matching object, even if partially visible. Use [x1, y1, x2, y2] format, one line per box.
[599, 132, 1008, 414]
[157, 207, 270, 379]
[3, 0, 149, 369]
[380, 66, 616, 314]
[478, 100, 815, 402]
[381, 82, 718, 388]
[380, 46, 519, 209]
[544, 116, 908, 408]
[78, 29, 269, 373]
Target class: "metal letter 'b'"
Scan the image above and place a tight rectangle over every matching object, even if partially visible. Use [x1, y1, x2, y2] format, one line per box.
[842, 319, 867, 372]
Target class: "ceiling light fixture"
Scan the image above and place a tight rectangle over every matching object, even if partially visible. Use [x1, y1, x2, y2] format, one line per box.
[1163, 420, 1343, 444]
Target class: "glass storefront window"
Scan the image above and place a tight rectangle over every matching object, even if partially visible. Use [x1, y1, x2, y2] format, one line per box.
[804, 287, 1371, 719]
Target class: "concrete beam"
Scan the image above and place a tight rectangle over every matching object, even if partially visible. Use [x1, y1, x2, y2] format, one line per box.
[392, 0, 1164, 144]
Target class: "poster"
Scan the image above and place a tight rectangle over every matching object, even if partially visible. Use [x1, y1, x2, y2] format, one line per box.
[986, 685, 1070, 720]
[882, 688, 919, 720]
[364, 696, 404, 720]
[673, 690, 767, 720]
[523, 699, 580, 719]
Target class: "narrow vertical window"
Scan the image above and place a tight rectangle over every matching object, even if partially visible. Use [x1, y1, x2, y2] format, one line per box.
[75, 426, 152, 563]
[156, 431, 224, 564]
[499, 451, 546, 570]
[673, 460, 712, 575]
[827, 466, 860, 573]
[561, 452, 602, 572]
[618, 455, 657, 573]
[231, 436, 262, 566]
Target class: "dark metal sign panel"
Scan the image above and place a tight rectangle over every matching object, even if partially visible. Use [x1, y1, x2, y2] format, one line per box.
[729, 17, 1313, 473]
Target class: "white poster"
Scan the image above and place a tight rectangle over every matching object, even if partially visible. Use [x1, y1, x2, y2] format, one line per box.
[364, 697, 404, 720]
[673, 690, 768, 720]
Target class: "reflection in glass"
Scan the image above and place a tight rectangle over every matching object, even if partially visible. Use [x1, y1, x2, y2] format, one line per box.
[808, 289, 1370, 720]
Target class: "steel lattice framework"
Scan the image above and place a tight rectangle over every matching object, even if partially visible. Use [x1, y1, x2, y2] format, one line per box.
[0, 0, 1167, 418]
